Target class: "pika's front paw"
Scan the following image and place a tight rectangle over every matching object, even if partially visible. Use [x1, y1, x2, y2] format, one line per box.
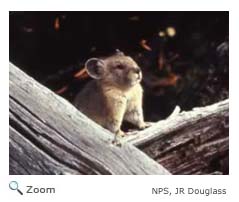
[117, 130, 126, 137]
[112, 139, 122, 147]
[111, 130, 125, 147]
[138, 122, 154, 130]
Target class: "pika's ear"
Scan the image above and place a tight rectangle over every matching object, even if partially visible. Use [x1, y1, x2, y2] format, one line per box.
[85, 58, 105, 79]
[115, 49, 125, 56]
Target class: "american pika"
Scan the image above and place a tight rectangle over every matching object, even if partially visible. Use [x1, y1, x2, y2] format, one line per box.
[74, 50, 150, 141]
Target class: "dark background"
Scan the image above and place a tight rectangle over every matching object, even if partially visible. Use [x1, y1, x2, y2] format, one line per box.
[9, 11, 229, 121]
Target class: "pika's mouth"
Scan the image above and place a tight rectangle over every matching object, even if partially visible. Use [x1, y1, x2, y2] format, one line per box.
[137, 72, 142, 81]
[125, 70, 142, 87]
[129, 73, 142, 86]
[134, 72, 142, 83]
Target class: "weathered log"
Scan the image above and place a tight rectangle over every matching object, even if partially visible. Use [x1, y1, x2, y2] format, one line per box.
[9, 62, 228, 175]
[123, 99, 229, 174]
[9, 63, 170, 175]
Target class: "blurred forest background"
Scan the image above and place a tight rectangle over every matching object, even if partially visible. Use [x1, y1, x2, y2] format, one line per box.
[9, 11, 229, 121]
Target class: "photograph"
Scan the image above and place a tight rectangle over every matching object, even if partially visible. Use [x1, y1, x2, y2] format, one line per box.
[9, 11, 229, 175]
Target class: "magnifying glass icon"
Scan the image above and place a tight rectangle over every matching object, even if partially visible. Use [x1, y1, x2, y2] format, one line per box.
[9, 181, 23, 195]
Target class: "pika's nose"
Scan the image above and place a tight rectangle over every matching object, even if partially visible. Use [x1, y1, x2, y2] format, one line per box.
[134, 67, 141, 74]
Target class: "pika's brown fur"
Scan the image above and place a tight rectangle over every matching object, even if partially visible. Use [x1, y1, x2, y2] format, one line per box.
[74, 51, 150, 140]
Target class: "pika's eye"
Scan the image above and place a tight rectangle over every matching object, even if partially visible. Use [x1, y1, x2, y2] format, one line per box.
[116, 64, 124, 70]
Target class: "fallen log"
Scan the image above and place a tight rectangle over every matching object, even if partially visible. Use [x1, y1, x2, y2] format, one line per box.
[9, 63, 170, 175]
[123, 99, 229, 174]
[9, 62, 228, 175]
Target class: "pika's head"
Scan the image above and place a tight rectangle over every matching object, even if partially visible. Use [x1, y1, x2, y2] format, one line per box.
[85, 50, 142, 89]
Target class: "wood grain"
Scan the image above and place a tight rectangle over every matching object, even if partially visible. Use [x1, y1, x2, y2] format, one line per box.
[123, 99, 229, 174]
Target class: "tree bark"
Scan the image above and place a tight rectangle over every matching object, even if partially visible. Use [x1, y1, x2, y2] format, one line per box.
[9, 63, 170, 175]
[123, 99, 229, 174]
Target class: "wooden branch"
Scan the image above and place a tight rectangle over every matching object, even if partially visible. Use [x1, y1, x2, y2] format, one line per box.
[9, 63, 170, 175]
[123, 99, 229, 174]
